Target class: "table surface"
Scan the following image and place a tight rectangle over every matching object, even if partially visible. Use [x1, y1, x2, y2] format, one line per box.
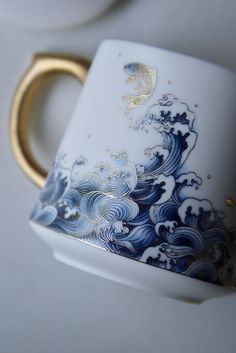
[1, 1, 236, 353]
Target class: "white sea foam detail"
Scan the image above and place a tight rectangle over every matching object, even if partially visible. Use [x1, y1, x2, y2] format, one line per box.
[178, 198, 213, 223]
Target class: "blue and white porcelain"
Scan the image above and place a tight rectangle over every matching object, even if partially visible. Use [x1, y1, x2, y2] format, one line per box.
[30, 40, 236, 302]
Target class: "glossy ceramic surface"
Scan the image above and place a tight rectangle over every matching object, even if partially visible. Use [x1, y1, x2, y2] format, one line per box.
[31, 40, 236, 299]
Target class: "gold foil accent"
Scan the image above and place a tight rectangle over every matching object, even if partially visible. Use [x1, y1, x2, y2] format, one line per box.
[225, 198, 235, 209]
[123, 63, 157, 112]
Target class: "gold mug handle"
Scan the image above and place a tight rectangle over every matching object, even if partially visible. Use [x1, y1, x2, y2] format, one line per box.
[9, 53, 90, 188]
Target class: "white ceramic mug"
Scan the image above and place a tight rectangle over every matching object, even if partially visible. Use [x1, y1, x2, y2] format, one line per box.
[11, 40, 236, 303]
[0, 0, 117, 29]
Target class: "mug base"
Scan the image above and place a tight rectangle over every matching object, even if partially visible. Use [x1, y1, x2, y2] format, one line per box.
[30, 221, 236, 303]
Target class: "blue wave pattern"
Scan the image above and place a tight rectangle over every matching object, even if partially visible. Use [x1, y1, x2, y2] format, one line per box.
[31, 94, 235, 286]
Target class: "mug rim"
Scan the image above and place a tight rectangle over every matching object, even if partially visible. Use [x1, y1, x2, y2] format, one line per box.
[100, 38, 236, 77]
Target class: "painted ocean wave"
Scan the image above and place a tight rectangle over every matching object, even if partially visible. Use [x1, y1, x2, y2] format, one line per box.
[31, 93, 235, 287]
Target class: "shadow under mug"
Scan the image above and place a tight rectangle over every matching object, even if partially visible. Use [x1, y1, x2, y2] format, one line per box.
[10, 40, 236, 303]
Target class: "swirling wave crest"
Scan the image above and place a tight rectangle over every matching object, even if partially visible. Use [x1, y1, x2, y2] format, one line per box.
[31, 93, 235, 287]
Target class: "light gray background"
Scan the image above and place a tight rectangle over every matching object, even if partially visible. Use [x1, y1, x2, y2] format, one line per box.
[1, 1, 236, 353]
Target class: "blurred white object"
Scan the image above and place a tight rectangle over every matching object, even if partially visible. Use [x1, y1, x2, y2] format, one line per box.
[0, 0, 117, 29]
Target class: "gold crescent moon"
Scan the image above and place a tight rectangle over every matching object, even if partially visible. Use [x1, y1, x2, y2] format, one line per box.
[123, 63, 157, 113]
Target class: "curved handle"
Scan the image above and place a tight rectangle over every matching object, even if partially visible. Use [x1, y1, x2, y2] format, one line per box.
[9, 53, 90, 188]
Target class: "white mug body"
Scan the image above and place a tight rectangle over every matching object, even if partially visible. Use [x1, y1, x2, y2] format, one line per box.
[30, 40, 236, 302]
